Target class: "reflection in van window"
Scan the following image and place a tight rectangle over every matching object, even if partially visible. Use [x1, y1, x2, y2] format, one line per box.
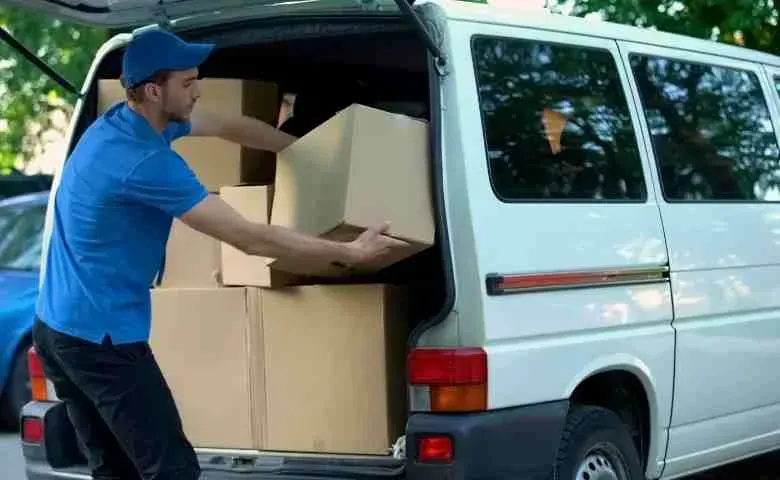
[630, 55, 780, 201]
[471, 36, 647, 202]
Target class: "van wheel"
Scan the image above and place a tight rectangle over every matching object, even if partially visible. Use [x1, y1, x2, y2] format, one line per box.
[553, 405, 644, 480]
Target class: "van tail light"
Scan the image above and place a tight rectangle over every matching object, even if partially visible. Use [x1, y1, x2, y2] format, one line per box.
[28, 347, 49, 401]
[417, 435, 453, 462]
[22, 417, 44, 443]
[408, 348, 487, 412]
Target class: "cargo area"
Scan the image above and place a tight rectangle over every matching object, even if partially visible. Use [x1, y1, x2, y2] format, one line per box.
[72, 17, 450, 459]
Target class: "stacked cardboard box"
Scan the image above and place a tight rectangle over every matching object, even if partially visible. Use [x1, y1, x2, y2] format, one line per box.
[97, 80, 434, 454]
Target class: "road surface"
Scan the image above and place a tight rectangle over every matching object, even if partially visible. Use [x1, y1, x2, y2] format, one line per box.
[1, 430, 780, 479]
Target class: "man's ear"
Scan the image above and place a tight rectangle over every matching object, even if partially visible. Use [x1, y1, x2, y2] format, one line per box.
[143, 83, 163, 103]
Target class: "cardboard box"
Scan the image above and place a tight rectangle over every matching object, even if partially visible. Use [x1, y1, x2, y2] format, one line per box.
[260, 284, 408, 454]
[149, 284, 408, 454]
[159, 219, 221, 288]
[219, 185, 300, 288]
[269, 104, 435, 276]
[150, 287, 260, 449]
[97, 78, 280, 191]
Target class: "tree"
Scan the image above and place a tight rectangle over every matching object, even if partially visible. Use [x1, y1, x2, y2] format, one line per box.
[0, 5, 107, 173]
[560, 0, 779, 55]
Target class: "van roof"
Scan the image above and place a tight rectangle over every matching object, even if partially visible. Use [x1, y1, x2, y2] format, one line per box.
[432, 0, 780, 68]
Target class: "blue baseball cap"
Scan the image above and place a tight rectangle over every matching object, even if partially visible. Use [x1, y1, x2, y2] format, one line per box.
[121, 28, 215, 89]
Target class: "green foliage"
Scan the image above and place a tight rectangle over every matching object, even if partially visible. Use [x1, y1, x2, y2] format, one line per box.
[0, 5, 107, 172]
[560, 0, 779, 55]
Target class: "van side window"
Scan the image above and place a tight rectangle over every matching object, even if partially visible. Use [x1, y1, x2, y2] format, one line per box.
[775, 76, 780, 99]
[630, 55, 780, 201]
[471, 36, 647, 202]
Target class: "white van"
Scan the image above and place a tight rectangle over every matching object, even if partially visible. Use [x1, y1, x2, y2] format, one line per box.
[7, 0, 780, 479]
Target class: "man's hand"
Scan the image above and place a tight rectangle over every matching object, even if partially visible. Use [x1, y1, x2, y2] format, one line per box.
[189, 107, 297, 153]
[341, 221, 410, 268]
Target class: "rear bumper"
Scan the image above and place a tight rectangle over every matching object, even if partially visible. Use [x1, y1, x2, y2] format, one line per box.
[405, 399, 569, 480]
[22, 399, 569, 480]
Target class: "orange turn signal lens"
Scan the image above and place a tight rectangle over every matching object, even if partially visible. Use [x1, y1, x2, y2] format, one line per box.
[31, 377, 48, 402]
[430, 384, 487, 412]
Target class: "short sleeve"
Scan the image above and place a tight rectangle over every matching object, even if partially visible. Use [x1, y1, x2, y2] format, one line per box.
[123, 150, 208, 218]
[162, 121, 192, 144]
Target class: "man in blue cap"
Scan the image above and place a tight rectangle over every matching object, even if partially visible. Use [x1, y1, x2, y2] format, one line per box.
[31, 27, 406, 480]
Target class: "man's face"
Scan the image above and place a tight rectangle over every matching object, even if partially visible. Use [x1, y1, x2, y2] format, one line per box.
[159, 68, 200, 123]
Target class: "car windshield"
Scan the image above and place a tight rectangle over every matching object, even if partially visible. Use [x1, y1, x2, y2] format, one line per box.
[0, 202, 46, 271]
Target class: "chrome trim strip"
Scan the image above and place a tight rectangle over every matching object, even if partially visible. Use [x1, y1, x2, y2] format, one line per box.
[485, 265, 670, 295]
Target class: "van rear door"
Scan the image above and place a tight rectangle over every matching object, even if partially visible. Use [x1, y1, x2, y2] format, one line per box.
[0, 0, 403, 28]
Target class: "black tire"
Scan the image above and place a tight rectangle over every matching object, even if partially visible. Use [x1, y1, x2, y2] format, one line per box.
[553, 405, 644, 480]
[0, 345, 32, 431]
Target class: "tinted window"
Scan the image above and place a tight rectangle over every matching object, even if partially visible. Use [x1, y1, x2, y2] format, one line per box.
[630, 55, 780, 201]
[775, 76, 780, 99]
[471, 36, 647, 201]
[0, 203, 46, 270]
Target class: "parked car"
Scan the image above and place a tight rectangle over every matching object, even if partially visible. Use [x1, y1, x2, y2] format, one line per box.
[0, 190, 48, 429]
[0, 172, 52, 201]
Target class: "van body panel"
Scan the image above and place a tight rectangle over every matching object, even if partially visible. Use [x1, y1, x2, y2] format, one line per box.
[449, 17, 675, 480]
[437, 0, 780, 69]
[769, 67, 780, 101]
[616, 39, 780, 477]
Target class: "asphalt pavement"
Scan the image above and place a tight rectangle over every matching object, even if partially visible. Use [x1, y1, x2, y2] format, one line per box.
[1, 432, 24, 479]
[2, 429, 780, 479]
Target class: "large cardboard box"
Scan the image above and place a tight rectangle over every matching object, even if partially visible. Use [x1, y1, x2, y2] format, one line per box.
[159, 219, 221, 288]
[219, 185, 300, 288]
[269, 104, 435, 276]
[149, 284, 407, 454]
[97, 78, 280, 191]
[150, 287, 261, 449]
[260, 284, 408, 454]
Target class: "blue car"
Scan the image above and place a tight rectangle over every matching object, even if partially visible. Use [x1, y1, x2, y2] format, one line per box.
[0, 190, 48, 429]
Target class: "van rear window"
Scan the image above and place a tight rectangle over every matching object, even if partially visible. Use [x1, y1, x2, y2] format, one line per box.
[630, 55, 780, 202]
[470, 35, 647, 202]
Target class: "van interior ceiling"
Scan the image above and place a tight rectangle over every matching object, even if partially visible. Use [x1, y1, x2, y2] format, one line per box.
[76, 17, 448, 385]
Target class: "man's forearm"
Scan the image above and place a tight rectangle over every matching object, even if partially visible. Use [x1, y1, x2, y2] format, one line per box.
[180, 194, 351, 266]
[241, 222, 352, 265]
[222, 115, 297, 153]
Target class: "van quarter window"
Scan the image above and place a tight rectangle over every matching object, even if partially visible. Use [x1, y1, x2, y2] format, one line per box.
[630, 55, 780, 202]
[470, 35, 647, 202]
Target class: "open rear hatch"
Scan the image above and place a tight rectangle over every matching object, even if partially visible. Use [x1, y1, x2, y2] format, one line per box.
[0, 0, 446, 95]
[6, 1, 456, 478]
[0, 0, 405, 28]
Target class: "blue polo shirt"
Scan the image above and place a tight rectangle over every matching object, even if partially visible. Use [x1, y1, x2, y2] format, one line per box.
[36, 101, 209, 344]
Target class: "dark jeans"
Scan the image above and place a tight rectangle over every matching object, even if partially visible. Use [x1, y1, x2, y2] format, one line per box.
[31, 317, 200, 480]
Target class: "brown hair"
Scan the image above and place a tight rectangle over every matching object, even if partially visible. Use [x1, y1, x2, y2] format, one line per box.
[123, 70, 172, 103]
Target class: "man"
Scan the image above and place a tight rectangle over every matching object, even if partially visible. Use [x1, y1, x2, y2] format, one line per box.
[31, 28, 407, 480]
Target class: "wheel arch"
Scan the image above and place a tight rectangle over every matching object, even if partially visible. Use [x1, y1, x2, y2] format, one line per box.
[564, 355, 663, 479]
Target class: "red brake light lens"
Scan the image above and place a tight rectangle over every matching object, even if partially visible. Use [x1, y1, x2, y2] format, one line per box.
[418, 435, 453, 462]
[408, 348, 487, 385]
[22, 417, 43, 443]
